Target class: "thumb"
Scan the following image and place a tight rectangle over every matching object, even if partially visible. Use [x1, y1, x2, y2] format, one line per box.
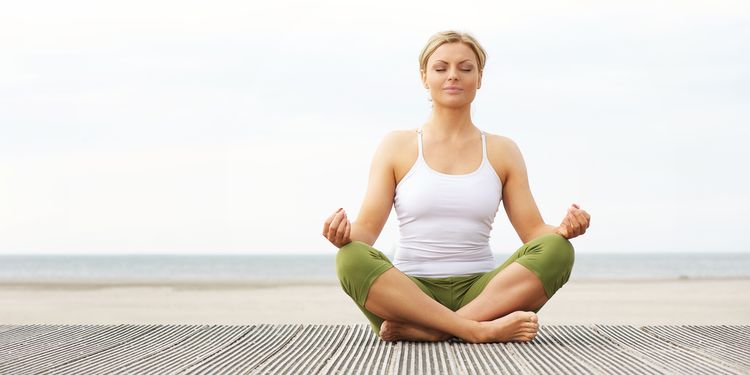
[555, 225, 567, 238]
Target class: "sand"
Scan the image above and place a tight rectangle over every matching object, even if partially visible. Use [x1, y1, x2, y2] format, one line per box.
[0, 278, 747, 325]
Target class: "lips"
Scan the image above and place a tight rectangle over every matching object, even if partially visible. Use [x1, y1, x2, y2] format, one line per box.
[443, 86, 463, 92]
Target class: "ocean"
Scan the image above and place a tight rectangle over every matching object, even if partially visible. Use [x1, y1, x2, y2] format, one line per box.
[1, 253, 749, 284]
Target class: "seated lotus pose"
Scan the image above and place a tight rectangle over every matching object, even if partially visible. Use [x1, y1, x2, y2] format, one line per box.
[322, 30, 591, 343]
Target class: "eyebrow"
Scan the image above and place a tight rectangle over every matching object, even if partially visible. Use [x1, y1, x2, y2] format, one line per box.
[434, 59, 474, 64]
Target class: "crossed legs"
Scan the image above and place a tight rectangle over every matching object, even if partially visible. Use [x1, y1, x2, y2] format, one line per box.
[336, 233, 575, 343]
[374, 262, 546, 343]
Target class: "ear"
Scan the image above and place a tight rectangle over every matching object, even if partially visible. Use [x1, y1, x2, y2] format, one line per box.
[477, 70, 483, 89]
[420, 69, 428, 89]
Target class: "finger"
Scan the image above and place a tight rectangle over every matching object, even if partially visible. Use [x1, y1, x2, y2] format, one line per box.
[569, 209, 583, 232]
[328, 211, 345, 239]
[564, 215, 577, 237]
[335, 215, 348, 243]
[328, 212, 345, 239]
[571, 210, 586, 229]
[573, 209, 589, 229]
[579, 209, 591, 224]
[322, 215, 334, 236]
[574, 209, 591, 226]
[560, 216, 572, 238]
[564, 214, 574, 229]
[560, 214, 570, 229]
[322, 208, 343, 236]
[573, 217, 582, 235]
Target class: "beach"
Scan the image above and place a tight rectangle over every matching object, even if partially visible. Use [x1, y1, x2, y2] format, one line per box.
[1, 278, 747, 326]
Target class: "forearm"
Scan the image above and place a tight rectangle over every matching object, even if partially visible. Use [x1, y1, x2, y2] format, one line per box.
[524, 224, 559, 243]
[349, 221, 378, 246]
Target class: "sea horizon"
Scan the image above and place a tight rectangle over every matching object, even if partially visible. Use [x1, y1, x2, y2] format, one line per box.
[1, 252, 749, 284]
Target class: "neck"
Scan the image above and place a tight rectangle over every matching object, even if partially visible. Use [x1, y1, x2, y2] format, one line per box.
[423, 105, 477, 141]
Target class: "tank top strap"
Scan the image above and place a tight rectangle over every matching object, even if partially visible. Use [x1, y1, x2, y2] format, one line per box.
[416, 128, 424, 161]
[417, 127, 486, 161]
[480, 130, 487, 160]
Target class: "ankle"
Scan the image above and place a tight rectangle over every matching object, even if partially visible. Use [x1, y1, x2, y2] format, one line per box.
[464, 321, 486, 344]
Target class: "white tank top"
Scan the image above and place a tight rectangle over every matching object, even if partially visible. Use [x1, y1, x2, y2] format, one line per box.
[392, 128, 503, 277]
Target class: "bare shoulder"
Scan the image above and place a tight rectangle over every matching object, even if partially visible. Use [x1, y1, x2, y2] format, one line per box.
[380, 128, 418, 147]
[484, 132, 522, 185]
[374, 129, 419, 185]
[374, 129, 418, 158]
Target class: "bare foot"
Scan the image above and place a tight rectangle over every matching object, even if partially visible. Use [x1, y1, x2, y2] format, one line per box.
[379, 320, 452, 342]
[475, 311, 539, 343]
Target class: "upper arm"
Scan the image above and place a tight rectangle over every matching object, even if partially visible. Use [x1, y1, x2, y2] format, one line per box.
[499, 138, 546, 243]
[353, 131, 400, 242]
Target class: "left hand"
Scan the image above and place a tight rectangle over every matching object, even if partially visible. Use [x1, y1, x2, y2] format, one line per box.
[555, 203, 591, 239]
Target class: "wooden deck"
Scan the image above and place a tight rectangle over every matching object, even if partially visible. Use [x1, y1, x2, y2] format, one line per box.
[0, 324, 747, 374]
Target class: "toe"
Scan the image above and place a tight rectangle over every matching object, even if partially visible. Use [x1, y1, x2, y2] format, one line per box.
[379, 321, 392, 340]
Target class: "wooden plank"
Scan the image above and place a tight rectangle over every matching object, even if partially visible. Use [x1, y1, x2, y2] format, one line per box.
[0, 324, 747, 374]
[0, 326, 18, 334]
[683, 325, 750, 348]
[184, 324, 301, 375]
[0, 325, 106, 363]
[452, 338, 529, 375]
[595, 325, 745, 375]
[0, 325, 155, 375]
[109, 325, 251, 374]
[316, 324, 393, 375]
[249, 324, 351, 374]
[388, 340, 457, 375]
[503, 326, 595, 375]
[49, 325, 205, 373]
[543, 325, 664, 374]
[642, 325, 750, 373]
[0, 325, 65, 346]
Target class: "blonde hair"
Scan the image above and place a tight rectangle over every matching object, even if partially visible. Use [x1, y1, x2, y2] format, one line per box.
[419, 30, 487, 74]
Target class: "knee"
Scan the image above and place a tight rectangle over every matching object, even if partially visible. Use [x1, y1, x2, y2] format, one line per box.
[335, 241, 380, 281]
[335, 241, 363, 278]
[531, 234, 576, 298]
[335, 241, 392, 305]
[542, 233, 575, 273]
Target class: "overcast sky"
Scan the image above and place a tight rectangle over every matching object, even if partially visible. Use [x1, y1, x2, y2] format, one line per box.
[1, 0, 748, 255]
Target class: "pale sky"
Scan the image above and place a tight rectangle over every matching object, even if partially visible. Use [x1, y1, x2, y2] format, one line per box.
[1, 0, 748, 255]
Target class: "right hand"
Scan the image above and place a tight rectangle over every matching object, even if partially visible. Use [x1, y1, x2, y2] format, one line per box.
[322, 208, 352, 248]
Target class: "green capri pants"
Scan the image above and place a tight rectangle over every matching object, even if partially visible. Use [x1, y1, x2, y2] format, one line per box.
[335, 233, 575, 336]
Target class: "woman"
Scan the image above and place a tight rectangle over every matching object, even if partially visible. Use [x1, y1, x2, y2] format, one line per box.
[322, 31, 591, 343]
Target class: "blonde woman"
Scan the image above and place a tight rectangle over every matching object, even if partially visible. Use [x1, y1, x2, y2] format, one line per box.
[323, 30, 591, 343]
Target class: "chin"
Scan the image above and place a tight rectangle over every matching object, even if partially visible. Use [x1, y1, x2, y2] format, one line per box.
[436, 100, 473, 109]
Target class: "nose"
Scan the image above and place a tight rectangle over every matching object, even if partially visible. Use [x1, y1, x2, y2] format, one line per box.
[447, 67, 459, 81]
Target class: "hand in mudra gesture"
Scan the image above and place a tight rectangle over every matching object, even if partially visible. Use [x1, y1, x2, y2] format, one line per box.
[555, 203, 591, 240]
[323, 208, 352, 248]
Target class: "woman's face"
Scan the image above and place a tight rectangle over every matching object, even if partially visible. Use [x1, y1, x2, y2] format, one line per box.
[421, 42, 482, 109]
